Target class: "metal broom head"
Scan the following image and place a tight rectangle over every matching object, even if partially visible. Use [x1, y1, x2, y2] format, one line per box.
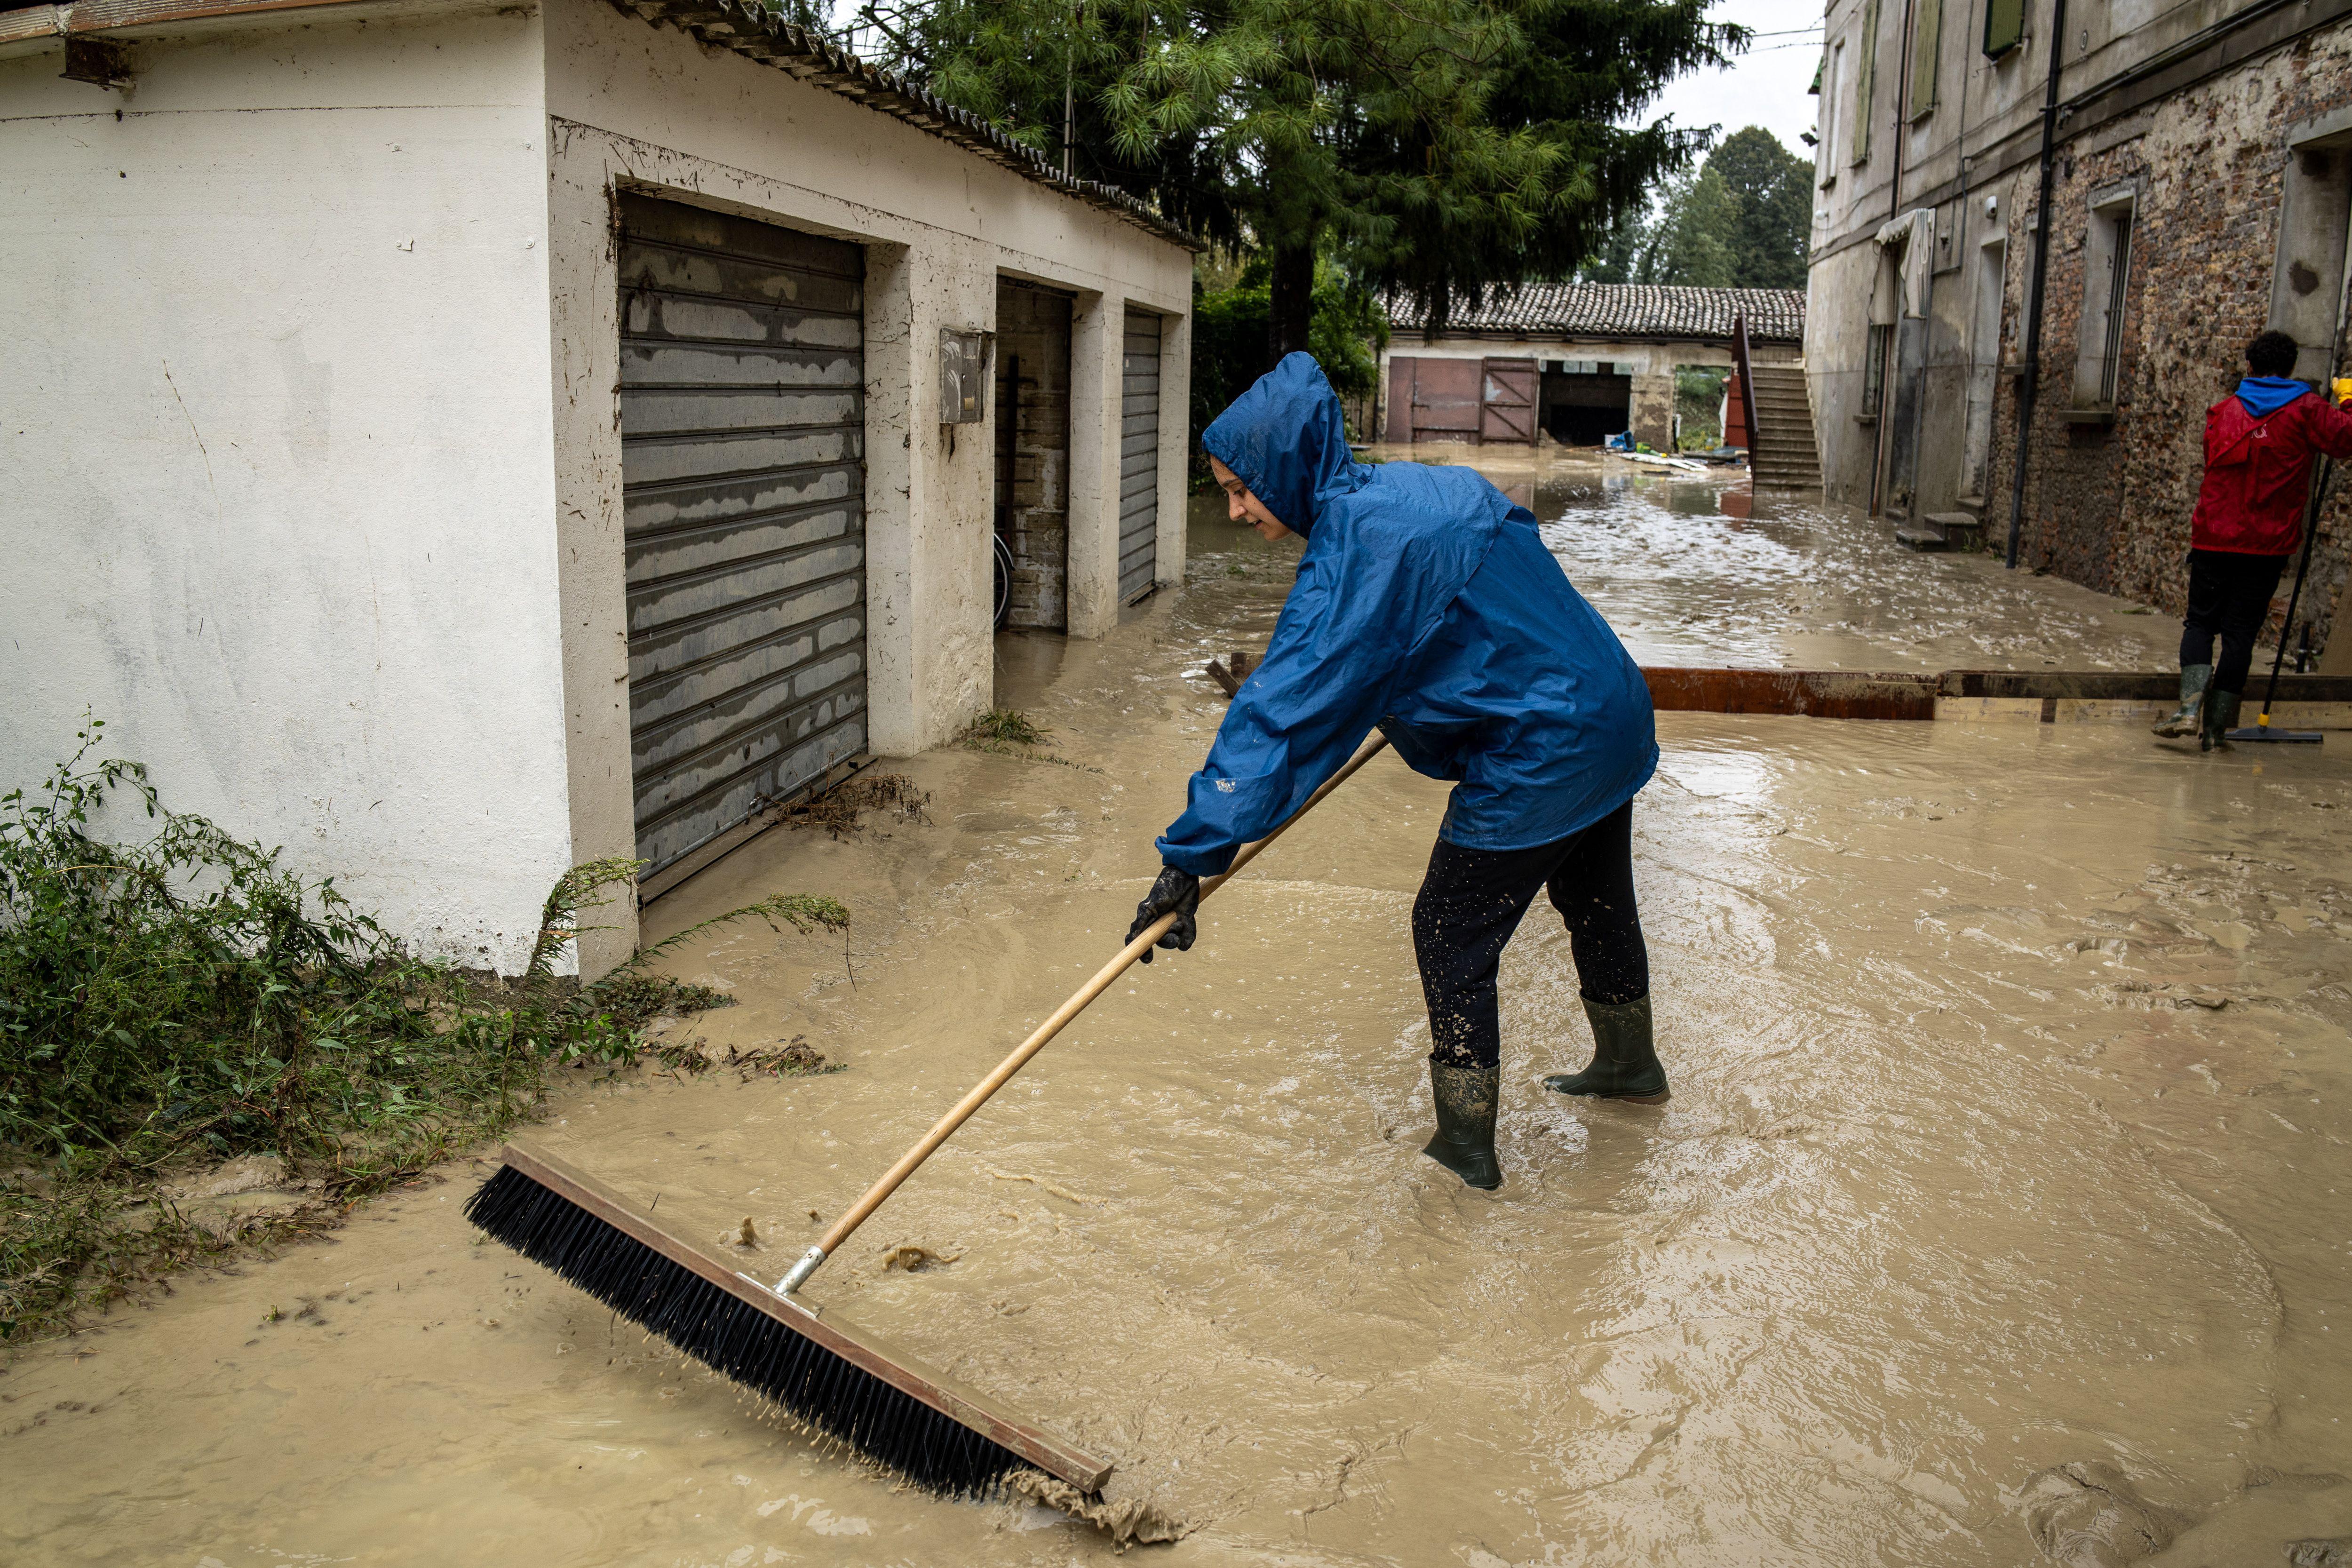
[463, 1145, 1112, 1499]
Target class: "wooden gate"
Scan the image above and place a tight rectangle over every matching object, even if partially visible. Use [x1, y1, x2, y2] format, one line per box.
[1478, 357, 1538, 444]
[1403, 358, 1480, 444]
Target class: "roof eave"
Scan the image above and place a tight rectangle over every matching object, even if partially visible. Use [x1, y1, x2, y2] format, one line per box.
[2, 0, 1203, 252]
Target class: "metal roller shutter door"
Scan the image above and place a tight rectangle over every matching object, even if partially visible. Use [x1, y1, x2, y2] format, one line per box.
[618, 193, 868, 876]
[1118, 311, 1160, 604]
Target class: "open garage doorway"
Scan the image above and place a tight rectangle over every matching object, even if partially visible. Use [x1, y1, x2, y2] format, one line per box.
[994, 279, 1073, 632]
[1538, 360, 1632, 446]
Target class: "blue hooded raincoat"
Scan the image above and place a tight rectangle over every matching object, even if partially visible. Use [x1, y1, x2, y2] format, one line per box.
[1157, 354, 1658, 877]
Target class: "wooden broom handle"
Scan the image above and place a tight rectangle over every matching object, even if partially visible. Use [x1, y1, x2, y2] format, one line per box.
[814, 729, 1392, 1257]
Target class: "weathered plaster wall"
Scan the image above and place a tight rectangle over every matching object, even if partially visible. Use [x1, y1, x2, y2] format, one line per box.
[1806, 240, 1883, 506]
[0, 5, 574, 974]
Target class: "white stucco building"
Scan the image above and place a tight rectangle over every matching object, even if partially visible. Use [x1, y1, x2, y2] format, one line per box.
[1, 0, 1195, 975]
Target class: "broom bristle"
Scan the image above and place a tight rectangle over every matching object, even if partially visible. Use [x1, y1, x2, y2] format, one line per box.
[464, 1163, 1034, 1497]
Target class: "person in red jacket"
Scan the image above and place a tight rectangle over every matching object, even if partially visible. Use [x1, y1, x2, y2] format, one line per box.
[2153, 329, 2352, 750]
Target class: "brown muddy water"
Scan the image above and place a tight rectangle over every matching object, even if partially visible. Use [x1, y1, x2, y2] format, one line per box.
[8, 454, 2351, 1567]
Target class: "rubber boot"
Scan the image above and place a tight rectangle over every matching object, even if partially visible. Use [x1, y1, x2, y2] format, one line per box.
[2152, 664, 2211, 739]
[2201, 688, 2241, 752]
[1421, 1061, 1502, 1190]
[1543, 995, 1670, 1104]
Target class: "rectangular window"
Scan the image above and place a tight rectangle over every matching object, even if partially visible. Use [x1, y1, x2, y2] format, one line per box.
[2070, 196, 2136, 411]
[2268, 133, 2352, 383]
[1862, 323, 1890, 417]
[1910, 0, 1943, 116]
[1983, 0, 2025, 58]
[1821, 41, 1845, 187]
[1853, 0, 1879, 164]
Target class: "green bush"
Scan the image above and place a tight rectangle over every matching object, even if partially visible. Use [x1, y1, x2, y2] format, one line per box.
[1191, 256, 1390, 467]
[0, 718, 846, 1340]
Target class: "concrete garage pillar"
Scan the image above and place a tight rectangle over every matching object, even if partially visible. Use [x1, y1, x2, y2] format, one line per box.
[1629, 372, 1677, 450]
[1063, 288, 1123, 639]
[866, 236, 998, 758]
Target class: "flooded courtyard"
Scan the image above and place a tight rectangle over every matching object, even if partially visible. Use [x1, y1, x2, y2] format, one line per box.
[6, 450, 2350, 1567]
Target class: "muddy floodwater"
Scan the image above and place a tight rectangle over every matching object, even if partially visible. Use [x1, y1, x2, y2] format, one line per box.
[9, 452, 2352, 1566]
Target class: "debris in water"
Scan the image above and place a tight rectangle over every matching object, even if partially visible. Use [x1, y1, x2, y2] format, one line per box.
[879, 1244, 961, 1272]
[2020, 1461, 2183, 1565]
[736, 1217, 759, 1249]
[1007, 1468, 1189, 1548]
[984, 1163, 1103, 1205]
[718, 1037, 841, 1080]
[769, 772, 931, 839]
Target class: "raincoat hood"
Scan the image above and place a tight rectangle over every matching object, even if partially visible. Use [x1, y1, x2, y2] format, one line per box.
[2236, 376, 2310, 418]
[1201, 352, 1365, 536]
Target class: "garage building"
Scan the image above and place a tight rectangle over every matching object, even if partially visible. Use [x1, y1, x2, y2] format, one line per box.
[1, 0, 1195, 975]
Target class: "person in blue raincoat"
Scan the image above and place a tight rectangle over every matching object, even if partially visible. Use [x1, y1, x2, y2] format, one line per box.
[1125, 354, 1665, 1191]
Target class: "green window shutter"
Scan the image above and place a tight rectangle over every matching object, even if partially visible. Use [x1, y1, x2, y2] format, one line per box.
[1910, 0, 1942, 112]
[1983, 0, 2024, 58]
[1852, 0, 1879, 164]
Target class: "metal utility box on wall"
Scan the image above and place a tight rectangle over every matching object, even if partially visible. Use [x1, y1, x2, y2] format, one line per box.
[939, 328, 992, 423]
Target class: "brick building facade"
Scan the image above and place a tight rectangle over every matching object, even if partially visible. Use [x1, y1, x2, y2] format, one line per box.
[1807, 0, 2352, 664]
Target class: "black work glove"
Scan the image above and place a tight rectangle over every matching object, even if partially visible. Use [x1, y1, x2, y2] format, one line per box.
[1126, 866, 1200, 963]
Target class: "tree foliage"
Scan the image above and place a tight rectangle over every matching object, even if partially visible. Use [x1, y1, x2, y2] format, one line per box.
[1192, 255, 1390, 450]
[849, 0, 1744, 355]
[1578, 124, 1811, 289]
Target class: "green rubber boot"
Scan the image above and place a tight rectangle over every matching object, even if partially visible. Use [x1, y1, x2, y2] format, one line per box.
[2201, 688, 2241, 752]
[1543, 996, 1670, 1104]
[1421, 1062, 1502, 1190]
[2152, 664, 2211, 739]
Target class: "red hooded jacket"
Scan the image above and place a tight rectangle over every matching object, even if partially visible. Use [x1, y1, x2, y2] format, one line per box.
[2191, 390, 2352, 555]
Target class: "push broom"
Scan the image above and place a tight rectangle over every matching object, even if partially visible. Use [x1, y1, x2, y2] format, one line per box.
[467, 729, 1393, 1497]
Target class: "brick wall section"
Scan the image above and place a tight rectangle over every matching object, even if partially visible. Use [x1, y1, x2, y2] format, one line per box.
[994, 281, 1073, 631]
[1985, 21, 2352, 650]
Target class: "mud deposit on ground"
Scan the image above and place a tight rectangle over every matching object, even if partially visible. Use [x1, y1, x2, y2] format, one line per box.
[1381, 444, 2183, 673]
[6, 464, 2350, 1566]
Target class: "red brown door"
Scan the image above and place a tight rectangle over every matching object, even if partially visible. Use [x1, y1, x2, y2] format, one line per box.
[1478, 357, 1537, 445]
[1408, 358, 1481, 444]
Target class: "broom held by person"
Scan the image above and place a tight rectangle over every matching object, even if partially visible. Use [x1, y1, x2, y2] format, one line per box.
[2153, 329, 2352, 750]
[1126, 353, 1662, 1191]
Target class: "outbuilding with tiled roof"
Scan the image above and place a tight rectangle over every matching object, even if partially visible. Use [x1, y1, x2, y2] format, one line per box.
[1378, 282, 1807, 449]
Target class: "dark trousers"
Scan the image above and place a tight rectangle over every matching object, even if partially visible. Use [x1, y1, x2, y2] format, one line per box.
[2181, 548, 2289, 693]
[1410, 802, 1648, 1071]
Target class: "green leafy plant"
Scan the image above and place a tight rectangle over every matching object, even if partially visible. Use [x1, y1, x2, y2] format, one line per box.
[0, 718, 846, 1343]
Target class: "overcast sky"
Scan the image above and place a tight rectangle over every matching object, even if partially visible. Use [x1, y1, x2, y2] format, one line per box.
[1634, 0, 1826, 164]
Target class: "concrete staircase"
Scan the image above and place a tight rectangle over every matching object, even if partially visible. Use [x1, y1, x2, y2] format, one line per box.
[1745, 364, 1822, 491]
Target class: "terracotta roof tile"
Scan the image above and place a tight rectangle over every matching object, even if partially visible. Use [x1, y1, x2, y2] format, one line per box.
[1388, 283, 1804, 343]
